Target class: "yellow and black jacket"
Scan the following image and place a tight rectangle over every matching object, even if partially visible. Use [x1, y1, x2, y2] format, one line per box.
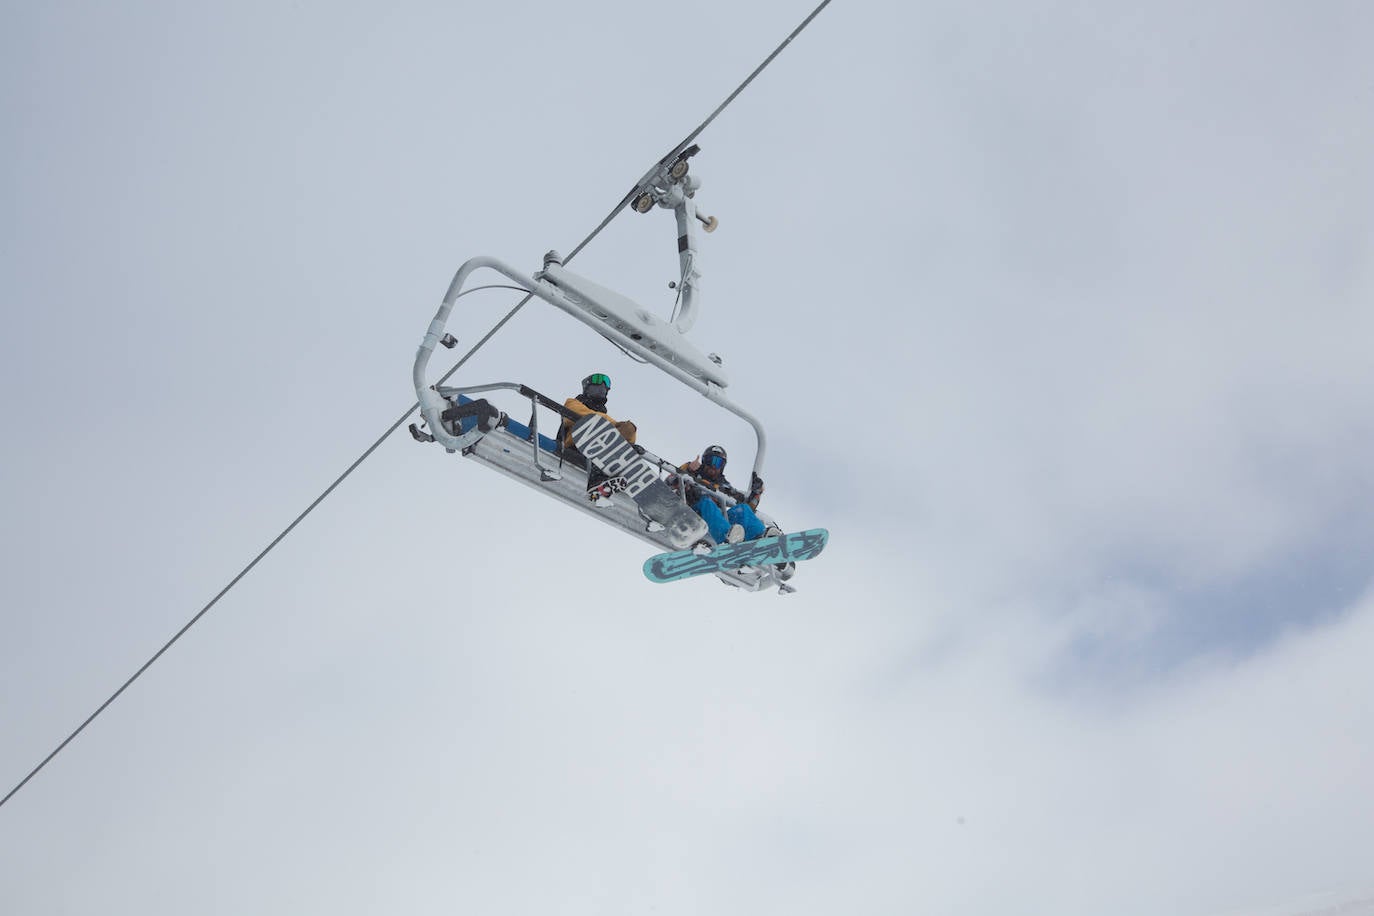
[560, 396, 637, 452]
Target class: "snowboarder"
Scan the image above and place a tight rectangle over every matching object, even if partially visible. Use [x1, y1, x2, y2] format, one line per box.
[560, 373, 638, 507]
[675, 445, 779, 544]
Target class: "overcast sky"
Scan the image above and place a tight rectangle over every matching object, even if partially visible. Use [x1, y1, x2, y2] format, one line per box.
[3, 1, 1373, 914]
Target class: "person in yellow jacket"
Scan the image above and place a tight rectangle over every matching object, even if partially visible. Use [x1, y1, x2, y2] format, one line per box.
[561, 373, 638, 507]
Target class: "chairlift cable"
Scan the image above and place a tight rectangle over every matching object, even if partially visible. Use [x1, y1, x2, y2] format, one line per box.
[1, 286, 499, 811]
[0, 0, 835, 812]
[571, 0, 835, 265]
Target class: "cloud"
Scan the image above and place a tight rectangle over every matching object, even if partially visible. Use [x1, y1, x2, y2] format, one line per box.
[4, 3, 1374, 915]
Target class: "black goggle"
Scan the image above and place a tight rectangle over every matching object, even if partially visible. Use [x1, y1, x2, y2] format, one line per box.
[583, 373, 611, 389]
[703, 454, 726, 470]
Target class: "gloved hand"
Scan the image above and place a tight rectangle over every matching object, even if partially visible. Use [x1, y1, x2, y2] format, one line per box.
[749, 472, 764, 497]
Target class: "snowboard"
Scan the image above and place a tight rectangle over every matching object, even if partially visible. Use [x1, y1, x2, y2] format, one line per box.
[568, 413, 708, 549]
[642, 528, 830, 584]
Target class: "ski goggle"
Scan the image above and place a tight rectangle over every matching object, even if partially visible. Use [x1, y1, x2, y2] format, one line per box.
[583, 373, 611, 389]
[703, 454, 726, 470]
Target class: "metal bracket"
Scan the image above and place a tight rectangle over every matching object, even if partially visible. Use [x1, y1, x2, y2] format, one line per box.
[631, 144, 701, 214]
[525, 397, 562, 482]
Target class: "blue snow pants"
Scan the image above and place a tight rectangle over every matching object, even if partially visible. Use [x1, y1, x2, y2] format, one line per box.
[693, 496, 766, 543]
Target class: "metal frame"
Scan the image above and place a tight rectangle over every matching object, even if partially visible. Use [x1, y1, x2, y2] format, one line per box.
[410, 156, 787, 591]
[414, 256, 768, 479]
[413, 155, 767, 481]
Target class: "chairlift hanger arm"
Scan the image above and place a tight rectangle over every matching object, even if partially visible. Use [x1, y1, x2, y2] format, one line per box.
[628, 146, 716, 335]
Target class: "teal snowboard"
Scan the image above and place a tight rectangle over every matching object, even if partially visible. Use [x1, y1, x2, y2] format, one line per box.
[642, 528, 829, 584]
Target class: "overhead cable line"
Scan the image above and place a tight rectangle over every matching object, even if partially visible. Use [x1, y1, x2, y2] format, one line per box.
[0, 0, 834, 813]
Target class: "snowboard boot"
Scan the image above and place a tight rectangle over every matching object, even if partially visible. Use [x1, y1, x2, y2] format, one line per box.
[726, 524, 746, 544]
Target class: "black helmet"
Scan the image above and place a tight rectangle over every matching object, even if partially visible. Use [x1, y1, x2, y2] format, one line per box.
[580, 373, 611, 401]
[701, 445, 727, 472]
